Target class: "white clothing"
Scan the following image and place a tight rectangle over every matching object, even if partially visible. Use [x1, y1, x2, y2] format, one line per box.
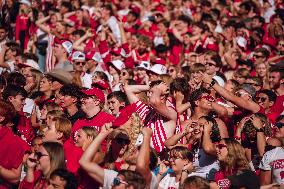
[159, 173, 179, 189]
[259, 147, 284, 184]
[81, 72, 92, 89]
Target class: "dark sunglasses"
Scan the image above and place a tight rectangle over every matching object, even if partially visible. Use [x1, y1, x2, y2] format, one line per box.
[278, 43, 284, 47]
[256, 97, 268, 102]
[121, 72, 127, 76]
[75, 62, 86, 65]
[275, 122, 284, 129]
[253, 54, 264, 59]
[113, 177, 128, 186]
[216, 144, 227, 149]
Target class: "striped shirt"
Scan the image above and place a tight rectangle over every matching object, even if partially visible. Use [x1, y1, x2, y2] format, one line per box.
[135, 100, 177, 152]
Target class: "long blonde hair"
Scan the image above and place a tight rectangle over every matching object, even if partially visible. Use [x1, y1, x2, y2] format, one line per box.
[220, 138, 251, 176]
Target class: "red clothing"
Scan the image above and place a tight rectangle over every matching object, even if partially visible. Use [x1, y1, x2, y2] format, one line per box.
[0, 127, 25, 189]
[270, 95, 284, 117]
[17, 112, 35, 145]
[15, 14, 30, 49]
[64, 140, 83, 174]
[19, 171, 48, 189]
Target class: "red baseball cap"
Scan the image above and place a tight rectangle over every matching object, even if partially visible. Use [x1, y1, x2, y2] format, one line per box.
[112, 104, 136, 127]
[82, 87, 105, 103]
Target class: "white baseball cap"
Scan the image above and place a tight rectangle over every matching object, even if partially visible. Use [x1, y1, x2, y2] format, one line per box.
[148, 64, 167, 75]
[110, 60, 125, 71]
[18, 59, 40, 71]
[236, 36, 247, 48]
[72, 51, 85, 61]
[19, 0, 31, 6]
[61, 41, 73, 54]
[136, 61, 150, 70]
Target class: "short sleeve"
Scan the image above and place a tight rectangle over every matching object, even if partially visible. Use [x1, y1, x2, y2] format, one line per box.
[103, 169, 118, 189]
[259, 151, 272, 171]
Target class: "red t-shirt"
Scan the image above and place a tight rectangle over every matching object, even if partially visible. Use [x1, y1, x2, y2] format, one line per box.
[0, 127, 25, 189]
[270, 95, 284, 117]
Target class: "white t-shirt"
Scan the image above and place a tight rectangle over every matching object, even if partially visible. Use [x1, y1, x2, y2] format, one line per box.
[189, 148, 220, 178]
[0, 60, 15, 74]
[259, 147, 284, 184]
[158, 173, 179, 189]
[103, 169, 158, 189]
[81, 72, 92, 89]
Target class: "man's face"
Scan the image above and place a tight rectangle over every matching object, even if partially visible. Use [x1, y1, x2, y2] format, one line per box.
[251, 18, 261, 28]
[60, 94, 76, 108]
[204, 59, 218, 75]
[9, 94, 25, 112]
[73, 61, 86, 72]
[107, 97, 124, 116]
[235, 89, 251, 101]
[253, 52, 266, 64]
[0, 29, 7, 41]
[269, 71, 281, 89]
[197, 94, 214, 111]
[53, 44, 66, 57]
[81, 96, 97, 114]
[48, 175, 66, 189]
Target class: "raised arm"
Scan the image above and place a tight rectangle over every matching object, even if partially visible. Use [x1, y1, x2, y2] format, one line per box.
[203, 74, 260, 113]
[72, 30, 94, 51]
[79, 123, 113, 184]
[35, 16, 51, 34]
[124, 84, 150, 104]
[202, 120, 217, 156]
[136, 128, 153, 186]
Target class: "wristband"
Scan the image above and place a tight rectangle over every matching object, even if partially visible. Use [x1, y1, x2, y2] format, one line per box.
[255, 128, 264, 132]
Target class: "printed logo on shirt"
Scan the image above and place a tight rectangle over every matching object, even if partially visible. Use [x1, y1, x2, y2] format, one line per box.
[269, 159, 284, 169]
[217, 179, 231, 189]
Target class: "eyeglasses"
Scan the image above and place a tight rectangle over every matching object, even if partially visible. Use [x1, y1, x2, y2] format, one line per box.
[75, 62, 86, 65]
[253, 54, 264, 59]
[113, 177, 128, 186]
[216, 144, 227, 149]
[34, 151, 49, 160]
[205, 62, 216, 67]
[256, 97, 268, 102]
[275, 122, 284, 129]
[198, 95, 215, 102]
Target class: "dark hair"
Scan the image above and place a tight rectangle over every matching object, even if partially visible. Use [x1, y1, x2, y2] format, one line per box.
[170, 146, 193, 161]
[178, 15, 191, 26]
[50, 169, 78, 189]
[118, 170, 146, 189]
[61, 2, 72, 11]
[170, 78, 190, 96]
[276, 115, 284, 122]
[2, 84, 27, 101]
[0, 100, 16, 125]
[252, 15, 265, 25]
[254, 48, 270, 59]
[6, 42, 22, 56]
[200, 116, 221, 142]
[59, 84, 83, 100]
[189, 88, 210, 109]
[107, 91, 129, 104]
[269, 68, 284, 79]
[149, 148, 158, 170]
[6, 72, 26, 87]
[102, 4, 113, 16]
[182, 176, 210, 189]
[72, 30, 85, 37]
[259, 89, 277, 102]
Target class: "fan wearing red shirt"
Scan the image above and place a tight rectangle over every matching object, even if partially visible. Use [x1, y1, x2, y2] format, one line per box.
[0, 100, 25, 189]
[269, 68, 284, 116]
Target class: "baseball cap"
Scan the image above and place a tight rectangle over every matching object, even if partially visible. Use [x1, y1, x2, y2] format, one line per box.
[54, 38, 73, 54]
[136, 61, 150, 70]
[19, 0, 31, 6]
[109, 60, 125, 71]
[212, 75, 225, 87]
[45, 69, 73, 84]
[240, 84, 256, 97]
[82, 87, 105, 103]
[236, 36, 247, 49]
[72, 51, 85, 61]
[18, 59, 40, 71]
[148, 64, 167, 75]
[112, 104, 136, 127]
[86, 50, 103, 63]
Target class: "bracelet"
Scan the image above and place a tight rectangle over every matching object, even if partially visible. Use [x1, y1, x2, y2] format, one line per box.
[255, 128, 264, 132]
[209, 79, 216, 88]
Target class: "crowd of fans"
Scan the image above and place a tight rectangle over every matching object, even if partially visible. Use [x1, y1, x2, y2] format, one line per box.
[0, 0, 284, 188]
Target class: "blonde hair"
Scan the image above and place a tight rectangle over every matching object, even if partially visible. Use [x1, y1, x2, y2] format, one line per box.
[47, 110, 65, 118]
[81, 126, 98, 138]
[220, 139, 251, 176]
[30, 69, 43, 94]
[53, 117, 72, 141]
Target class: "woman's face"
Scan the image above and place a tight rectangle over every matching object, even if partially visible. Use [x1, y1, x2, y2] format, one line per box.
[40, 77, 52, 93]
[109, 65, 119, 75]
[75, 129, 87, 147]
[111, 138, 129, 157]
[183, 34, 191, 45]
[40, 105, 48, 120]
[216, 140, 228, 162]
[36, 146, 51, 174]
[256, 63, 267, 77]
[168, 66, 177, 79]
[42, 119, 58, 142]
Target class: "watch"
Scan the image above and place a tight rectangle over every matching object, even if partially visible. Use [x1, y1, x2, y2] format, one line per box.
[255, 128, 264, 132]
[209, 79, 216, 88]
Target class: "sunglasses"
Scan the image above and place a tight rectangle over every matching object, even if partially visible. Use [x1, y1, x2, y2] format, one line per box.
[35, 151, 49, 160]
[168, 69, 175, 73]
[275, 122, 284, 129]
[278, 43, 284, 47]
[199, 95, 215, 102]
[75, 62, 86, 65]
[205, 62, 216, 67]
[253, 54, 264, 59]
[113, 177, 128, 186]
[121, 72, 127, 76]
[256, 97, 268, 102]
[216, 144, 227, 149]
